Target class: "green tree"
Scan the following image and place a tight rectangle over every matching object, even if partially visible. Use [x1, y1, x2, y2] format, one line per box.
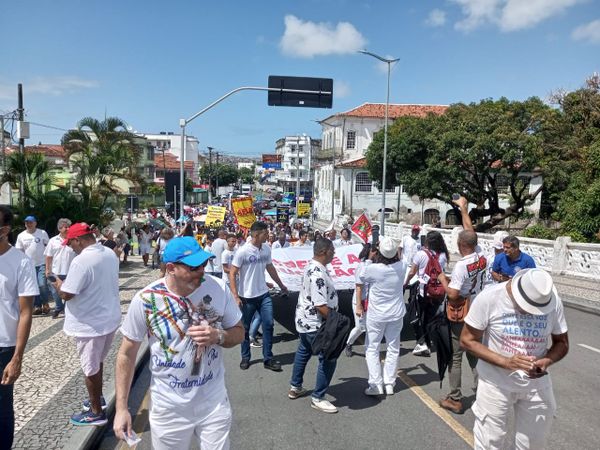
[552, 75, 600, 241]
[365, 97, 564, 231]
[1, 151, 57, 209]
[198, 164, 239, 187]
[239, 166, 255, 184]
[61, 117, 143, 211]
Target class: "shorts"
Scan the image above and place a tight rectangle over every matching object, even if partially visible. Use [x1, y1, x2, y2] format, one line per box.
[75, 331, 116, 376]
[150, 394, 232, 450]
[140, 244, 151, 255]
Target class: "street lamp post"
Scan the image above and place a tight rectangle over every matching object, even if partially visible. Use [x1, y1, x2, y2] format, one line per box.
[358, 50, 399, 236]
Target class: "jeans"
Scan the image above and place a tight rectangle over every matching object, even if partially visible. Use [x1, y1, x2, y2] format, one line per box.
[0, 346, 16, 450]
[34, 264, 50, 308]
[290, 332, 337, 400]
[47, 274, 66, 312]
[249, 312, 261, 340]
[448, 321, 478, 400]
[240, 294, 274, 362]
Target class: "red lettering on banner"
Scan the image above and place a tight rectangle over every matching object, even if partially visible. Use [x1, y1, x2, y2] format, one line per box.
[284, 261, 296, 269]
[331, 257, 342, 266]
[271, 259, 283, 267]
[334, 268, 350, 277]
[347, 254, 361, 264]
[297, 260, 309, 269]
[348, 267, 356, 275]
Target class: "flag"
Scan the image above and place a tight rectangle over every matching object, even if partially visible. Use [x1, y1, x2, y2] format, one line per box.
[351, 212, 373, 244]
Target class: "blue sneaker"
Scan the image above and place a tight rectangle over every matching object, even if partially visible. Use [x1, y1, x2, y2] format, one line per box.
[82, 396, 107, 412]
[70, 410, 108, 426]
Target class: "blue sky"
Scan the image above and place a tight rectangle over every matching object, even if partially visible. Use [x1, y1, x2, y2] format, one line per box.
[2, 0, 599, 156]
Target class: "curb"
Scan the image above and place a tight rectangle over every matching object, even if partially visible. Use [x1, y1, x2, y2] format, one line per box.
[62, 338, 149, 450]
[562, 297, 600, 317]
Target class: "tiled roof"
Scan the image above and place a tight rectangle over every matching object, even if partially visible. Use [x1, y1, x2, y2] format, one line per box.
[154, 153, 194, 171]
[324, 103, 448, 121]
[337, 157, 367, 168]
[18, 144, 67, 158]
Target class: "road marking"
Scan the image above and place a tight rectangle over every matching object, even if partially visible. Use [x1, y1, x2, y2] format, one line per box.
[577, 343, 600, 354]
[397, 370, 474, 448]
[118, 386, 152, 450]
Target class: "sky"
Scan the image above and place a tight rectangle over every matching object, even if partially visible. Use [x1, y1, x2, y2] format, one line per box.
[2, 0, 599, 157]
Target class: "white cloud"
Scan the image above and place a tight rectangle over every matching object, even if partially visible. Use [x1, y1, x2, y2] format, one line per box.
[426, 9, 447, 27]
[0, 76, 99, 100]
[279, 15, 367, 58]
[451, 0, 583, 32]
[334, 80, 351, 98]
[572, 19, 600, 44]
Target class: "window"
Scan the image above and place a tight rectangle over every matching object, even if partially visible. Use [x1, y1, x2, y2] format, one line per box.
[290, 157, 295, 165]
[355, 172, 372, 192]
[346, 130, 356, 149]
[299, 158, 303, 166]
[290, 171, 296, 178]
[289, 144, 297, 152]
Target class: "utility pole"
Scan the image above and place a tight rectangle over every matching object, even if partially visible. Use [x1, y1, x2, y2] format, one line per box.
[215, 151, 220, 196]
[296, 137, 301, 221]
[207, 146, 213, 203]
[17, 84, 25, 205]
[1, 115, 5, 171]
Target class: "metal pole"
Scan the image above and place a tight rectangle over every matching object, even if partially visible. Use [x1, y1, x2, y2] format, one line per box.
[179, 122, 185, 216]
[207, 147, 213, 203]
[0, 115, 5, 170]
[215, 152, 219, 196]
[17, 84, 25, 206]
[174, 185, 177, 220]
[331, 128, 336, 221]
[380, 61, 391, 236]
[296, 137, 301, 221]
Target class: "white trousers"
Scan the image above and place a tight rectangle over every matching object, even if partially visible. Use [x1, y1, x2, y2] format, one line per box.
[346, 300, 366, 346]
[150, 394, 232, 450]
[473, 379, 556, 450]
[365, 317, 403, 387]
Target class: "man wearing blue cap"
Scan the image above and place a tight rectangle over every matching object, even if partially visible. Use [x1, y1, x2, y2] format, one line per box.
[114, 236, 244, 450]
[15, 215, 50, 315]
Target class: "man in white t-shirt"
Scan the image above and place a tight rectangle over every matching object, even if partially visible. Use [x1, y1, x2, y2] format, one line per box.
[289, 238, 339, 413]
[114, 236, 243, 449]
[460, 269, 569, 449]
[271, 231, 290, 249]
[44, 218, 75, 318]
[229, 221, 288, 371]
[52, 223, 121, 426]
[293, 230, 313, 247]
[437, 196, 487, 414]
[0, 206, 38, 448]
[401, 224, 421, 267]
[15, 215, 50, 315]
[211, 229, 228, 279]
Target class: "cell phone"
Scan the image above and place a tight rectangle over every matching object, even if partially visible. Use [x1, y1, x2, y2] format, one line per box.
[47, 275, 57, 283]
[452, 193, 460, 201]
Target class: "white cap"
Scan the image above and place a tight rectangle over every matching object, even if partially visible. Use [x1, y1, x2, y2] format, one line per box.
[379, 236, 399, 258]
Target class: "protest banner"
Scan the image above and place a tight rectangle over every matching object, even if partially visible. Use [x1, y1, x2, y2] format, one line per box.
[297, 202, 311, 218]
[231, 197, 256, 229]
[205, 206, 226, 226]
[276, 206, 290, 223]
[351, 212, 373, 243]
[268, 244, 363, 291]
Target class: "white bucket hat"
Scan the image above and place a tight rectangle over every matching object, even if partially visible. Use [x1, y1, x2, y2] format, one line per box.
[378, 236, 399, 259]
[492, 231, 509, 250]
[510, 268, 556, 315]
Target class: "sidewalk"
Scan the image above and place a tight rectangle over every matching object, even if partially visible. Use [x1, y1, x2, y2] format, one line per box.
[12, 256, 158, 450]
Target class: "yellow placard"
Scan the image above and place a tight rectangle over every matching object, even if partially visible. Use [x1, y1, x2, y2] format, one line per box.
[205, 206, 226, 226]
[297, 202, 311, 218]
[231, 197, 256, 229]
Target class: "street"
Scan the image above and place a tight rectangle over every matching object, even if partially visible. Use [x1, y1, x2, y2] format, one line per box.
[97, 289, 600, 450]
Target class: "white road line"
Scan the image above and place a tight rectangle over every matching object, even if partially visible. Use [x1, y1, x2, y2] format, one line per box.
[577, 343, 600, 354]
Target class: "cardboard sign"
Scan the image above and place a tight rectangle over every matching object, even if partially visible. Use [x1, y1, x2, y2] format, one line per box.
[231, 197, 256, 229]
[205, 206, 226, 226]
[297, 202, 311, 218]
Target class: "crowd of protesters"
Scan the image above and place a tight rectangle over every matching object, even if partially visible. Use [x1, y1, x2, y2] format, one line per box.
[0, 194, 570, 450]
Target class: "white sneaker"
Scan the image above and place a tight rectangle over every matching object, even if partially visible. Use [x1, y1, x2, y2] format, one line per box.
[412, 343, 431, 356]
[385, 384, 394, 395]
[311, 398, 338, 414]
[364, 384, 384, 396]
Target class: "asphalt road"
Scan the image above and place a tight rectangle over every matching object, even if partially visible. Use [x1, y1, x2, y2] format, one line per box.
[97, 292, 600, 450]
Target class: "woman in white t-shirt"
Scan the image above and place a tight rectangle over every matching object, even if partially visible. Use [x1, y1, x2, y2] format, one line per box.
[359, 236, 407, 396]
[344, 243, 377, 357]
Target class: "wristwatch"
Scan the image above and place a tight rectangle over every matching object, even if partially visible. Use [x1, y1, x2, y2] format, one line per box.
[217, 329, 225, 346]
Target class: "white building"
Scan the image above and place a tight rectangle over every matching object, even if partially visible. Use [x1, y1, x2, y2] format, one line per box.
[137, 131, 200, 182]
[313, 103, 542, 226]
[272, 136, 320, 196]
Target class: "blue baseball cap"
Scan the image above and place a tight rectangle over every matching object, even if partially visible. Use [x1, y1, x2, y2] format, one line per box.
[24, 215, 37, 222]
[162, 236, 215, 267]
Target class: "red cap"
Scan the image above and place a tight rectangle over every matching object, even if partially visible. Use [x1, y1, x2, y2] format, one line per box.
[412, 224, 421, 231]
[62, 222, 93, 245]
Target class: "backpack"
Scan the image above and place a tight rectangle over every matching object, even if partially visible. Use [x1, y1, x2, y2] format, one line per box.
[423, 248, 445, 302]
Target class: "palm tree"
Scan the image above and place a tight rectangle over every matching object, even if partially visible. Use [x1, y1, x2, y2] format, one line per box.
[0, 151, 56, 208]
[61, 116, 143, 210]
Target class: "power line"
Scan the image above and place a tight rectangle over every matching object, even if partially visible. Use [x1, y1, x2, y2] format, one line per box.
[28, 121, 69, 132]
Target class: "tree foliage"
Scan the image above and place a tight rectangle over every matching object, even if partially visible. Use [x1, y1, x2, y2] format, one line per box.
[238, 166, 255, 184]
[365, 97, 564, 231]
[61, 117, 143, 211]
[1, 151, 57, 209]
[198, 163, 240, 187]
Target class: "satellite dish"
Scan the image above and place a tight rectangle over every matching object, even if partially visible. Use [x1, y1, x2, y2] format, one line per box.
[126, 125, 133, 131]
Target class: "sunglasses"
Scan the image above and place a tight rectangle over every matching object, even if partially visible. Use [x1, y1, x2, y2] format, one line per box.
[174, 261, 208, 271]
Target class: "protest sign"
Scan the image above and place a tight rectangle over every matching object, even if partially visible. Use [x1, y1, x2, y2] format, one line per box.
[351, 212, 373, 243]
[276, 206, 290, 223]
[205, 206, 226, 226]
[297, 202, 311, 218]
[231, 197, 256, 229]
[269, 244, 363, 291]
